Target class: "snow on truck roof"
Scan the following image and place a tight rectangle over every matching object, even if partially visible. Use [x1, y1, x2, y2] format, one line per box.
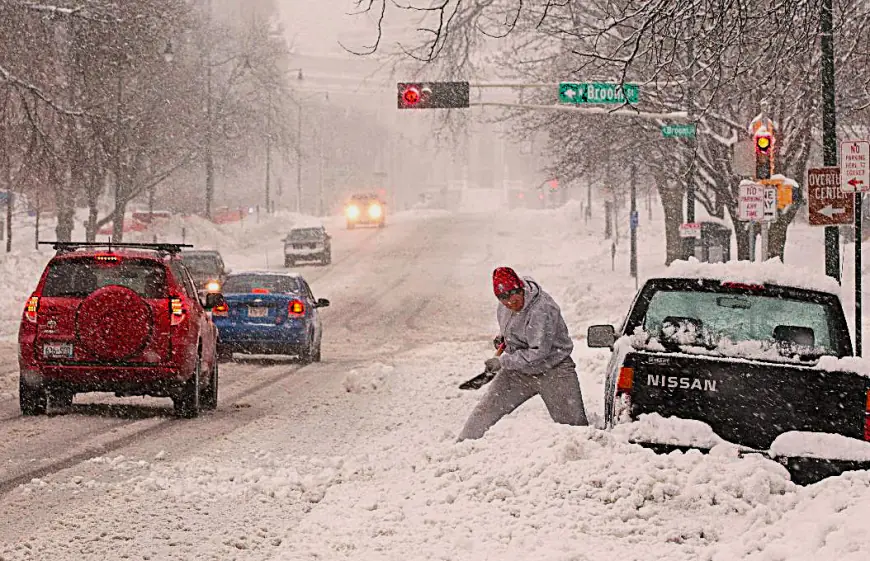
[657, 258, 841, 295]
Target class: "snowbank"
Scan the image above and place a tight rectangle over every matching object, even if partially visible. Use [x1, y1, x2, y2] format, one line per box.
[770, 432, 870, 462]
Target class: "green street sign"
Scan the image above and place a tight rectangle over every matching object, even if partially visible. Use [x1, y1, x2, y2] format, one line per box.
[661, 124, 696, 138]
[558, 82, 640, 105]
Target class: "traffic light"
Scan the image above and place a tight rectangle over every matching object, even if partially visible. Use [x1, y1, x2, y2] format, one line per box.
[397, 82, 470, 109]
[754, 130, 774, 179]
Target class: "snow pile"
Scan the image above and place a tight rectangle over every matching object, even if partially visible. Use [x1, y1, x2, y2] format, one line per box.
[343, 363, 394, 394]
[710, 472, 870, 561]
[128, 452, 355, 505]
[612, 413, 738, 450]
[816, 355, 870, 377]
[770, 432, 870, 462]
[665, 257, 842, 295]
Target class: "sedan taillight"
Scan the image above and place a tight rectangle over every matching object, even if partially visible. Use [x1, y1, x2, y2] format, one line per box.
[213, 301, 229, 317]
[288, 299, 305, 318]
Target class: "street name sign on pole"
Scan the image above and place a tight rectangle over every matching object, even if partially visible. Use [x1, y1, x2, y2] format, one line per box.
[840, 140, 870, 193]
[808, 167, 853, 226]
[661, 124, 696, 138]
[558, 82, 640, 105]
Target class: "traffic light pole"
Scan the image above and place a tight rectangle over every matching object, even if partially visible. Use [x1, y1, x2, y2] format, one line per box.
[820, 0, 841, 283]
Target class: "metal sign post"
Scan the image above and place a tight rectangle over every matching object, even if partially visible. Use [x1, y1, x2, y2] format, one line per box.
[857, 192, 863, 356]
[840, 141, 870, 356]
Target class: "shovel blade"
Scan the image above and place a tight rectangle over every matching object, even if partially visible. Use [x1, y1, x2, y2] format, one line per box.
[459, 371, 495, 390]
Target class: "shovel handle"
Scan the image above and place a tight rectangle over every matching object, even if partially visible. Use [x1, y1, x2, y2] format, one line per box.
[494, 343, 505, 357]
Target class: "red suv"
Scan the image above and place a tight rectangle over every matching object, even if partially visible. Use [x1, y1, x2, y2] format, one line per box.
[18, 242, 220, 418]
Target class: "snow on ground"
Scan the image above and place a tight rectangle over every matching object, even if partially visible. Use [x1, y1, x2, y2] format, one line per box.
[3, 200, 870, 559]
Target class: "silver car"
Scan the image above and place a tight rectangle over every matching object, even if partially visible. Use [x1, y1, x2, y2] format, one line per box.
[284, 226, 331, 267]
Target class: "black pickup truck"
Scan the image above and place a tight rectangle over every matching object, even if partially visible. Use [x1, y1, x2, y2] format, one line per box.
[588, 273, 870, 484]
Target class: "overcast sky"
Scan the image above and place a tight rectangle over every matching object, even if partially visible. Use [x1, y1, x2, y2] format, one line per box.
[278, 1, 418, 59]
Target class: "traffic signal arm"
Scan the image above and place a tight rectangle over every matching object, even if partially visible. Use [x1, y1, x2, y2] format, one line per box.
[397, 82, 470, 109]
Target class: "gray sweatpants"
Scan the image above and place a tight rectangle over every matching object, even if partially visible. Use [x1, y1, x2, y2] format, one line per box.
[458, 358, 588, 441]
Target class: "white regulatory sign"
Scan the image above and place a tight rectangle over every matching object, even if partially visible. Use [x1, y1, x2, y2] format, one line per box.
[841, 140, 870, 193]
[679, 222, 701, 238]
[738, 182, 765, 221]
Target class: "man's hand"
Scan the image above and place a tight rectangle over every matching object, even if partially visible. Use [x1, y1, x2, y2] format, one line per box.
[493, 335, 504, 350]
[484, 357, 502, 372]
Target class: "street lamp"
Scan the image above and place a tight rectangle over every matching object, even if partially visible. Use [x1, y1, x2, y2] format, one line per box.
[265, 68, 304, 214]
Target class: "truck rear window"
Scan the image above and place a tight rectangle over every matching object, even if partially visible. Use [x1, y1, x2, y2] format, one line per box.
[42, 258, 167, 299]
[643, 290, 839, 355]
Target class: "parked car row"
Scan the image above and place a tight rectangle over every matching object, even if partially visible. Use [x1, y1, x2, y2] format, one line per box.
[18, 242, 329, 418]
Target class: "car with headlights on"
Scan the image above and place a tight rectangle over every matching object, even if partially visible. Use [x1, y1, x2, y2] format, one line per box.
[213, 271, 329, 363]
[345, 193, 385, 229]
[179, 249, 229, 295]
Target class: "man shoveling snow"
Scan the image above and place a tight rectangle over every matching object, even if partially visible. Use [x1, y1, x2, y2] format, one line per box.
[458, 266, 589, 441]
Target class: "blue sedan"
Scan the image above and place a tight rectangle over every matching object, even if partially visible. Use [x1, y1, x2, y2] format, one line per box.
[213, 271, 329, 362]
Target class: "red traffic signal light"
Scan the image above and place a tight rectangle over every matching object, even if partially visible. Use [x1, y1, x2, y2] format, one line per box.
[402, 86, 421, 106]
[397, 82, 470, 109]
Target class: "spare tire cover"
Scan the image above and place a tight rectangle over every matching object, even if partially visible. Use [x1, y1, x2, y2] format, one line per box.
[76, 285, 154, 361]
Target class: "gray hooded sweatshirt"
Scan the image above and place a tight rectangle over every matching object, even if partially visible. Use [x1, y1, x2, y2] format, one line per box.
[497, 276, 574, 375]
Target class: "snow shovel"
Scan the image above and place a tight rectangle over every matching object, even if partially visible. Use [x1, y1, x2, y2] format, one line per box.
[458, 344, 505, 390]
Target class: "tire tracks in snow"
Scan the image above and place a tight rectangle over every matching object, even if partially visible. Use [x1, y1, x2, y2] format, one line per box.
[0, 219, 428, 496]
[0, 359, 309, 497]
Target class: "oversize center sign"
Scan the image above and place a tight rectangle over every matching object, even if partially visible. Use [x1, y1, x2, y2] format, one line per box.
[808, 167, 854, 226]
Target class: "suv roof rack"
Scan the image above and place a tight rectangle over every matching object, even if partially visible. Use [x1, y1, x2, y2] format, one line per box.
[40, 241, 194, 255]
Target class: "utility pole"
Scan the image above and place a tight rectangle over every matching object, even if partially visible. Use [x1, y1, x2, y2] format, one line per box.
[2, 119, 11, 252]
[820, 0, 840, 282]
[684, 14, 696, 225]
[296, 105, 303, 214]
[630, 163, 638, 289]
[203, 0, 215, 220]
[586, 180, 592, 223]
[5, 192, 11, 253]
[265, 88, 272, 214]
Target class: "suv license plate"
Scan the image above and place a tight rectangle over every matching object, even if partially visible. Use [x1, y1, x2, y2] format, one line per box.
[248, 307, 268, 318]
[43, 343, 74, 359]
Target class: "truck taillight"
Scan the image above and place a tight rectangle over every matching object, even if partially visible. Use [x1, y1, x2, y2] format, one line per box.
[24, 296, 39, 323]
[170, 297, 187, 326]
[864, 390, 870, 441]
[617, 367, 634, 393]
[288, 299, 305, 318]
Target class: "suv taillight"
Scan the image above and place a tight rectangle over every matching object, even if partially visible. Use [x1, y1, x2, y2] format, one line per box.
[288, 299, 305, 318]
[24, 296, 39, 323]
[170, 296, 187, 326]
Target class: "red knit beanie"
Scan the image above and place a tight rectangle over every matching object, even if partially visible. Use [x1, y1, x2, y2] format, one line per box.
[493, 267, 523, 298]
